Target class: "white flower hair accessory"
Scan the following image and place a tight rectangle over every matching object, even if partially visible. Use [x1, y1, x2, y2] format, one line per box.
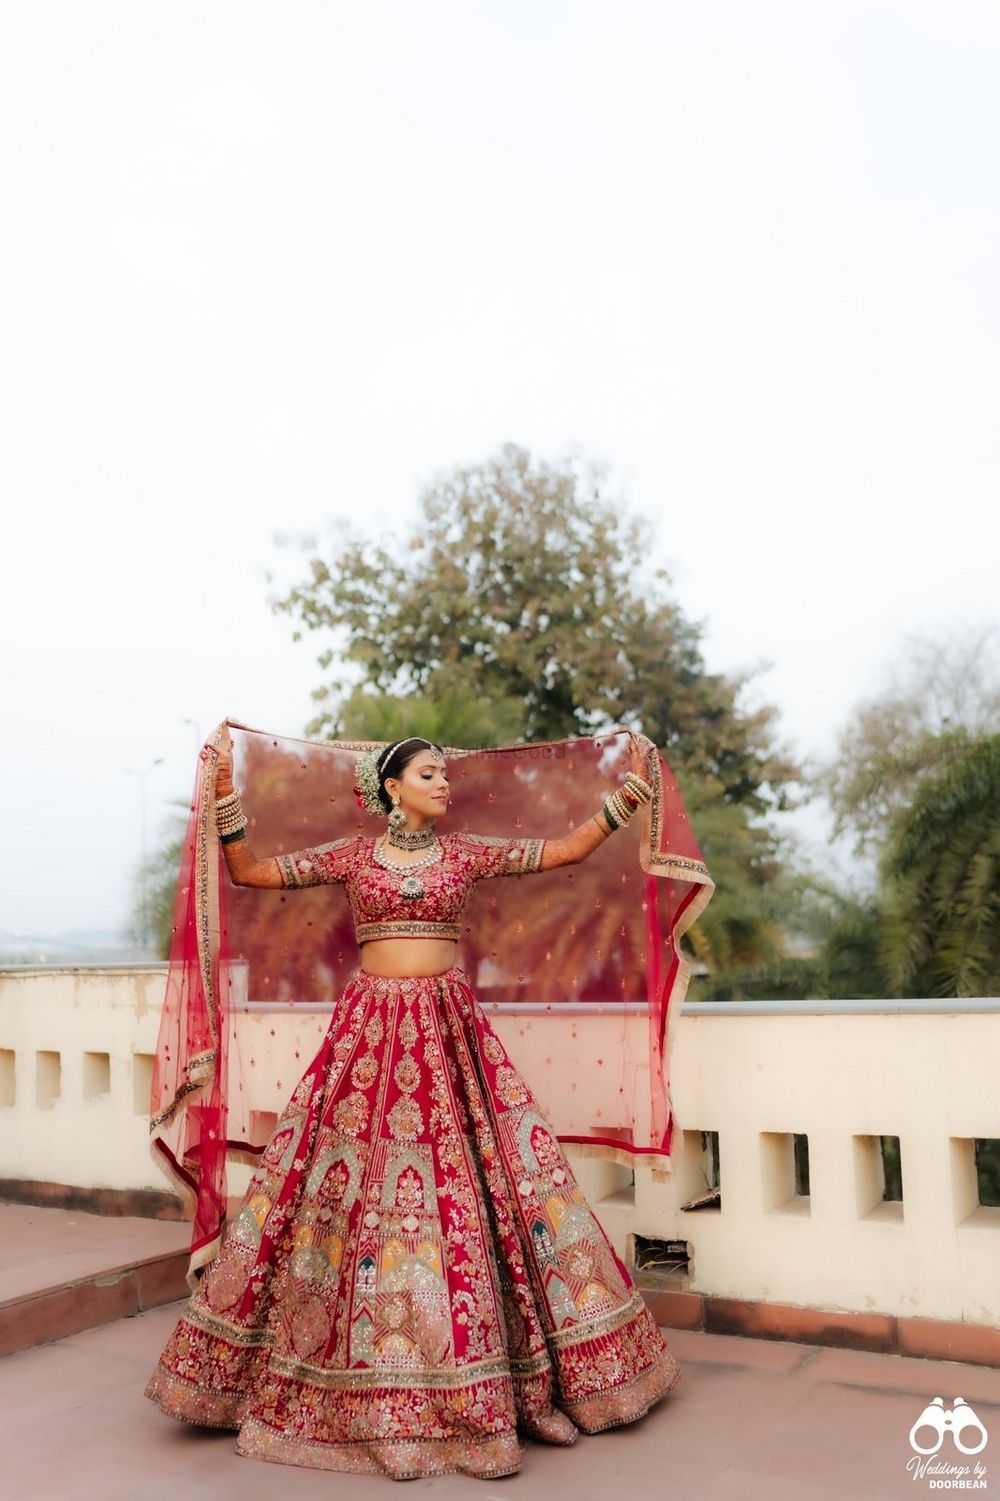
[352, 748, 389, 814]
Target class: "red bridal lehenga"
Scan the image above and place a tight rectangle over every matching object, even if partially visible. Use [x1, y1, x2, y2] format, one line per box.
[143, 722, 714, 1481]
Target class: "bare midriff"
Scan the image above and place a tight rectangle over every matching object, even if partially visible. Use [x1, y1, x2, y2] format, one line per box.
[360, 936, 460, 978]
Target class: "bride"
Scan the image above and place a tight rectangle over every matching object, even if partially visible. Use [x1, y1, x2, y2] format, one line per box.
[144, 732, 684, 1480]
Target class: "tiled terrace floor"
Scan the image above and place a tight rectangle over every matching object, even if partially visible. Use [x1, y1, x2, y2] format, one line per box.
[2, 1202, 998, 1498]
[2, 1297, 999, 1501]
[0, 1200, 189, 1302]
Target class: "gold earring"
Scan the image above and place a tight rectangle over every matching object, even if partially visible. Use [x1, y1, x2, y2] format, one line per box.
[388, 794, 407, 830]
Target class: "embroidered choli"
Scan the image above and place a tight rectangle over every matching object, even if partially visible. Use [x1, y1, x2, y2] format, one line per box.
[274, 830, 546, 944]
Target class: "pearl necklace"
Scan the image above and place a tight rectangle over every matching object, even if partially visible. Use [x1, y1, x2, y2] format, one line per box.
[373, 833, 442, 899]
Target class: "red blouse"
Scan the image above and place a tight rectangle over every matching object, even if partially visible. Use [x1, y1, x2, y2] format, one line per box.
[274, 830, 546, 944]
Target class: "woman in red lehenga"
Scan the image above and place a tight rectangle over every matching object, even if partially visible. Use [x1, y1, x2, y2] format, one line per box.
[144, 729, 709, 1480]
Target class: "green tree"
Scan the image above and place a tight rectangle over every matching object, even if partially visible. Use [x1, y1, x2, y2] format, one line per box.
[677, 771, 788, 977]
[270, 442, 803, 817]
[267, 442, 812, 984]
[878, 732, 1000, 997]
[334, 659, 528, 750]
[811, 627, 1000, 1000]
[821, 625, 1000, 853]
[127, 799, 188, 958]
[690, 864, 884, 1002]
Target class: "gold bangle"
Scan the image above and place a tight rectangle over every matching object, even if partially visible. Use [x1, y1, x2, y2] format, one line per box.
[622, 771, 653, 803]
[216, 786, 247, 835]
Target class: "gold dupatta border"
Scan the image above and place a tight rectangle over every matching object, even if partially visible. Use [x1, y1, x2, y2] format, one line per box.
[198, 723, 225, 1055]
[147, 723, 225, 1135]
[632, 729, 713, 883]
[651, 863, 714, 1182]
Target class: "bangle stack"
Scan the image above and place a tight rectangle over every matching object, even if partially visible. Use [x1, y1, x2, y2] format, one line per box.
[598, 772, 653, 834]
[216, 787, 247, 844]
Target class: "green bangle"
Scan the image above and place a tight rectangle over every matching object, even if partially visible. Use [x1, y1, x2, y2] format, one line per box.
[220, 827, 247, 845]
[601, 798, 620, 831]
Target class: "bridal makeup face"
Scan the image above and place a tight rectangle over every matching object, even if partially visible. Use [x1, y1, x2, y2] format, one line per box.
[388, 750, 450, 822]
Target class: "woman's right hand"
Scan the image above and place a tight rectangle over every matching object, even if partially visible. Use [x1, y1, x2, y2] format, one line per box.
[214, 747, 235, 796]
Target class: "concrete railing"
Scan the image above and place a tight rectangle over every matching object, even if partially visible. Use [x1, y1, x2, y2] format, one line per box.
[1, 965, 998, 1328]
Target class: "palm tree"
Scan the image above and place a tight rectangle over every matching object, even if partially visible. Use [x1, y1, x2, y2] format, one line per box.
[879, 733, 1000, 997]
[691, 879, 884, 1002]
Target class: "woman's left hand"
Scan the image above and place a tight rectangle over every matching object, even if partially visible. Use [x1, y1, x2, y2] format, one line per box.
[628, 736, 649, 780]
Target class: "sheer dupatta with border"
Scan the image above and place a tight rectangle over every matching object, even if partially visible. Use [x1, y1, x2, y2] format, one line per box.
[149, 719, 714, 1288]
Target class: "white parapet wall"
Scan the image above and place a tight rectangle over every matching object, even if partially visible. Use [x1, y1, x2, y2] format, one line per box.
[0, 966, 168, 1192]
[1, 966, 998, 1327]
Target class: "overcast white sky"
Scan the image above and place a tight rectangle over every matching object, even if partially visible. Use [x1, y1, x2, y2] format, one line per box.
[2, 1, 998, 938]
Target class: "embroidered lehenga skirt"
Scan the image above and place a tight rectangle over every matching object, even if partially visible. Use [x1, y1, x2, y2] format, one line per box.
[144, 965, 682, 1480]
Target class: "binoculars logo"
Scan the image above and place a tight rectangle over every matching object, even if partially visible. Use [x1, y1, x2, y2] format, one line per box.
[909, 1397, 988, 1456]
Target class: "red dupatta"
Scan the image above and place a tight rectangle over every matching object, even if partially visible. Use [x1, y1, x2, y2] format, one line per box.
[149, 719, 714, 1288]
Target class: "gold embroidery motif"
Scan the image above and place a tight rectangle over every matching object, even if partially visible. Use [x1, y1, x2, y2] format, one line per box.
[460, 832, 546, 874]
[276, 835, 359, 889]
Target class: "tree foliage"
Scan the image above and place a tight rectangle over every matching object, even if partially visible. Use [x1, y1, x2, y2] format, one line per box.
[690, 869, 884, 1001]
[263, 442, 815, 984]
[799, 626, 1000, 999]
[878, 732, 1000, 997]
[820, 624, 1000, 853]
[126, 799, 189, 958]
[270, 442, 804, 818]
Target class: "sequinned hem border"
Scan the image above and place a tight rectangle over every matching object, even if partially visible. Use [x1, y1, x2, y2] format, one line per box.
[234, 1420, 526, 1480]
[144, 1369, 241, 1431]
[562, 1345, 683, 1434]
[145, 1353, 681, 1480]
[144, 1369, 528, 1481]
